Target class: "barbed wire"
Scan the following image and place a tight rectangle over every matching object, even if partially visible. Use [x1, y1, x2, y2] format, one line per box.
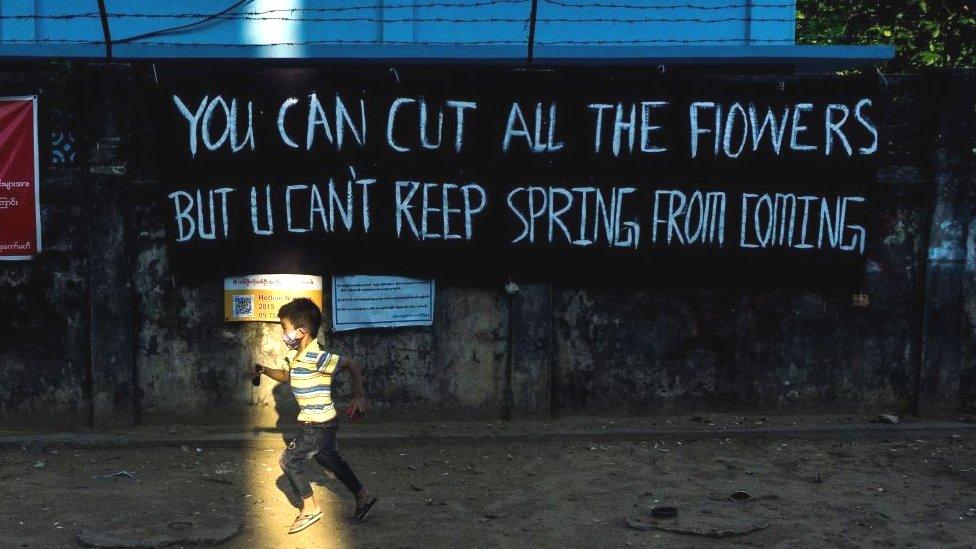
[0, 38, 523, 46]
[241, 0, 528, 13]
[0, 1, 524, 19]
[540, 38, 793, 44]
[163, 15, 786, 23]
[0, 14, 797, 23]
[543, 0, 795, 9]
[0, 37, 794, 46]
[0, 38, 104, 45]
[0, 0, 797, 20]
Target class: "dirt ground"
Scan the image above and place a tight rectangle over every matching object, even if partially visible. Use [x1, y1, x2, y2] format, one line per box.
[1, 426, 975, 548]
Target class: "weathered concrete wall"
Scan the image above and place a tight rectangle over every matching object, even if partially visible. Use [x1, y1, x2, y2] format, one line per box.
[918, 71, 976, 414]
[549, 74, 939, 415]
[0, 63, 90, 428]
[0, 63, 973, 428]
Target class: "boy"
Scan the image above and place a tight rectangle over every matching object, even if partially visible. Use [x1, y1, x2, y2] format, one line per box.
[253, 297, 377, 534]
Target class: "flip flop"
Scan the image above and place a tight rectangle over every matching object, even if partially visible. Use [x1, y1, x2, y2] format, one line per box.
[287, 510, 323, 534]
[350, 497, 378, 524]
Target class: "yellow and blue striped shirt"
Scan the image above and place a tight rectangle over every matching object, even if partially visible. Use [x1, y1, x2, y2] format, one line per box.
[284, 340, 341, 423]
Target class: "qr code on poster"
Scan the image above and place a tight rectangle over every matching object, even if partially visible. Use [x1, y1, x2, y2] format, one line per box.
[233, 295, 253, 317]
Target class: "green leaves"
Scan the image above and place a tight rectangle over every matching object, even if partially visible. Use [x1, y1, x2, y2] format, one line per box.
[796, 0, 976, 69]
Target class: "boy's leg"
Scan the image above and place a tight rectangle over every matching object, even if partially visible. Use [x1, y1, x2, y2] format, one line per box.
[313, 424, 366, 500]
[279, 424, 330, 511]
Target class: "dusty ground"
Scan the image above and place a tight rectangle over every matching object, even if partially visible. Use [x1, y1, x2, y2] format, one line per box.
[1, 424, 975, 548]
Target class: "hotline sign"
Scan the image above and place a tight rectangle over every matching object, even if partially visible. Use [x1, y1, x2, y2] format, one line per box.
[0, 96, 41, 260]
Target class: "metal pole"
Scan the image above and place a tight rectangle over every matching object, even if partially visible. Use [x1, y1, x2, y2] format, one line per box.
[526, 0, 539, 65]
[744, 0, 753, 46]
[504, 280, 520, 420]
[96, 0, 112, 60]
[505, 291, 515, 420]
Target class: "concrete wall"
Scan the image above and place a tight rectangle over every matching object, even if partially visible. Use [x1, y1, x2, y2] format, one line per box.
[0, 62, 91, 428]
[0, 62, 973, 428]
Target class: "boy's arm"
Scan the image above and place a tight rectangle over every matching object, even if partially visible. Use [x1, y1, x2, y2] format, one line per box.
[256, 365, 289, 383]
[338, 356, 369, 412]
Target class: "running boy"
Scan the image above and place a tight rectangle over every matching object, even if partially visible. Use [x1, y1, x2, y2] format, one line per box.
[253, 297, 377, 534]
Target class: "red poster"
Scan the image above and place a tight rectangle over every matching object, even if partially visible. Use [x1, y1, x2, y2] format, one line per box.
[0, 96, 40, 259]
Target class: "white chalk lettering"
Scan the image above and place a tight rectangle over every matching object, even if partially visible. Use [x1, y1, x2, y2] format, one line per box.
[250, 185, 274, 236]
[168, 190, 195, 241]
[329, 178, 354, 232]
[825, 103, 852, 156]
[281, 173, 371, 235]
[354, 173, 376, 233]
[612, 102, 636, 156]
[739, 192, 866, 253]
[651, 190, 727, 246]
[748, 104, 789, 154]
[854, 98, 878, 155]
[722, 102, 748, 158]
[420, 182, 441, 239]
[594, 102, 669, 155]
[419, 98, 444, 150]
[446, 100, 477, 153]
[166, 187, 234, 241]
[588, 103, 613, 153]
[503, 102, 532, 153]
[396, 180, 487, 240]
[174, 95, 255, 155]
[640, 101, 668, 153]
[395, 181, 420, 238]
[789, 103, 817, 151]
[229, 99, 255, 152]
[277, 97, 300, 148]
[689, 101, 716, 159]
[201, 96, 230, 152]
[690, 101, 877, 157]
[306, 92, 335, 150]
[839, 196, 866, 253]
[461, 184, 487, 239]
[387, 97, 415, 152]
[548, 187, 574, 242]
[172, 95, 207, 157]
[285, 184, 309, 233]
[507, 186, 639, 248]
[335, 96, 366, 150]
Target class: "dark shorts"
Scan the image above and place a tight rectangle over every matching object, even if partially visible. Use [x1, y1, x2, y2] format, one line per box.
[279, 421, 362, 499]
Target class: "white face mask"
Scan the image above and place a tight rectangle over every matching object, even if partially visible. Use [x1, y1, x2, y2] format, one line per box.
[282, 328, 305, 350]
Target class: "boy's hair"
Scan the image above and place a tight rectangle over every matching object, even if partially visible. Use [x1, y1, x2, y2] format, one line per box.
[278, 298, 322, 336]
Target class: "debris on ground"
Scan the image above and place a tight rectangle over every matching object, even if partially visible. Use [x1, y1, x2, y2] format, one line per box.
[627, 492, 774, 539]
[93, 471, 135, 480]
[876, 414, 900, 425]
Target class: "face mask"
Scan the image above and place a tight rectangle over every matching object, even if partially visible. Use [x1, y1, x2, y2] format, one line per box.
[282, 328, 305, 350]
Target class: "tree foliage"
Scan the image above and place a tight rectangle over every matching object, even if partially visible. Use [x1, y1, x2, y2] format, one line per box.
[796, 1, 975, 70]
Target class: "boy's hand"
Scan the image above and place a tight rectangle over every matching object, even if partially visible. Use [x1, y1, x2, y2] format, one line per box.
[349, 395, 370, 414]
[250, 364, 289, 383]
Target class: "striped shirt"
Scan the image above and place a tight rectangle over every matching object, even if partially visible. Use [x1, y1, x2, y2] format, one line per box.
[285, 340, 341, 423]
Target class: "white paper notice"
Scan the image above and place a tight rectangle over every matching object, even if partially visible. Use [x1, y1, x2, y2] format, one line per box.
[331, 275, 435, 331]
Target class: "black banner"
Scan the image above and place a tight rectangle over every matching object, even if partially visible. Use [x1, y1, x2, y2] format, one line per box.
[153, 65, 879, 288]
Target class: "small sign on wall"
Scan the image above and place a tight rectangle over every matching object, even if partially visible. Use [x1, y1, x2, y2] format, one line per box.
[224, 274, 323, 322]
[332, 275, 434, 331]
[0, 96, 40, 260]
